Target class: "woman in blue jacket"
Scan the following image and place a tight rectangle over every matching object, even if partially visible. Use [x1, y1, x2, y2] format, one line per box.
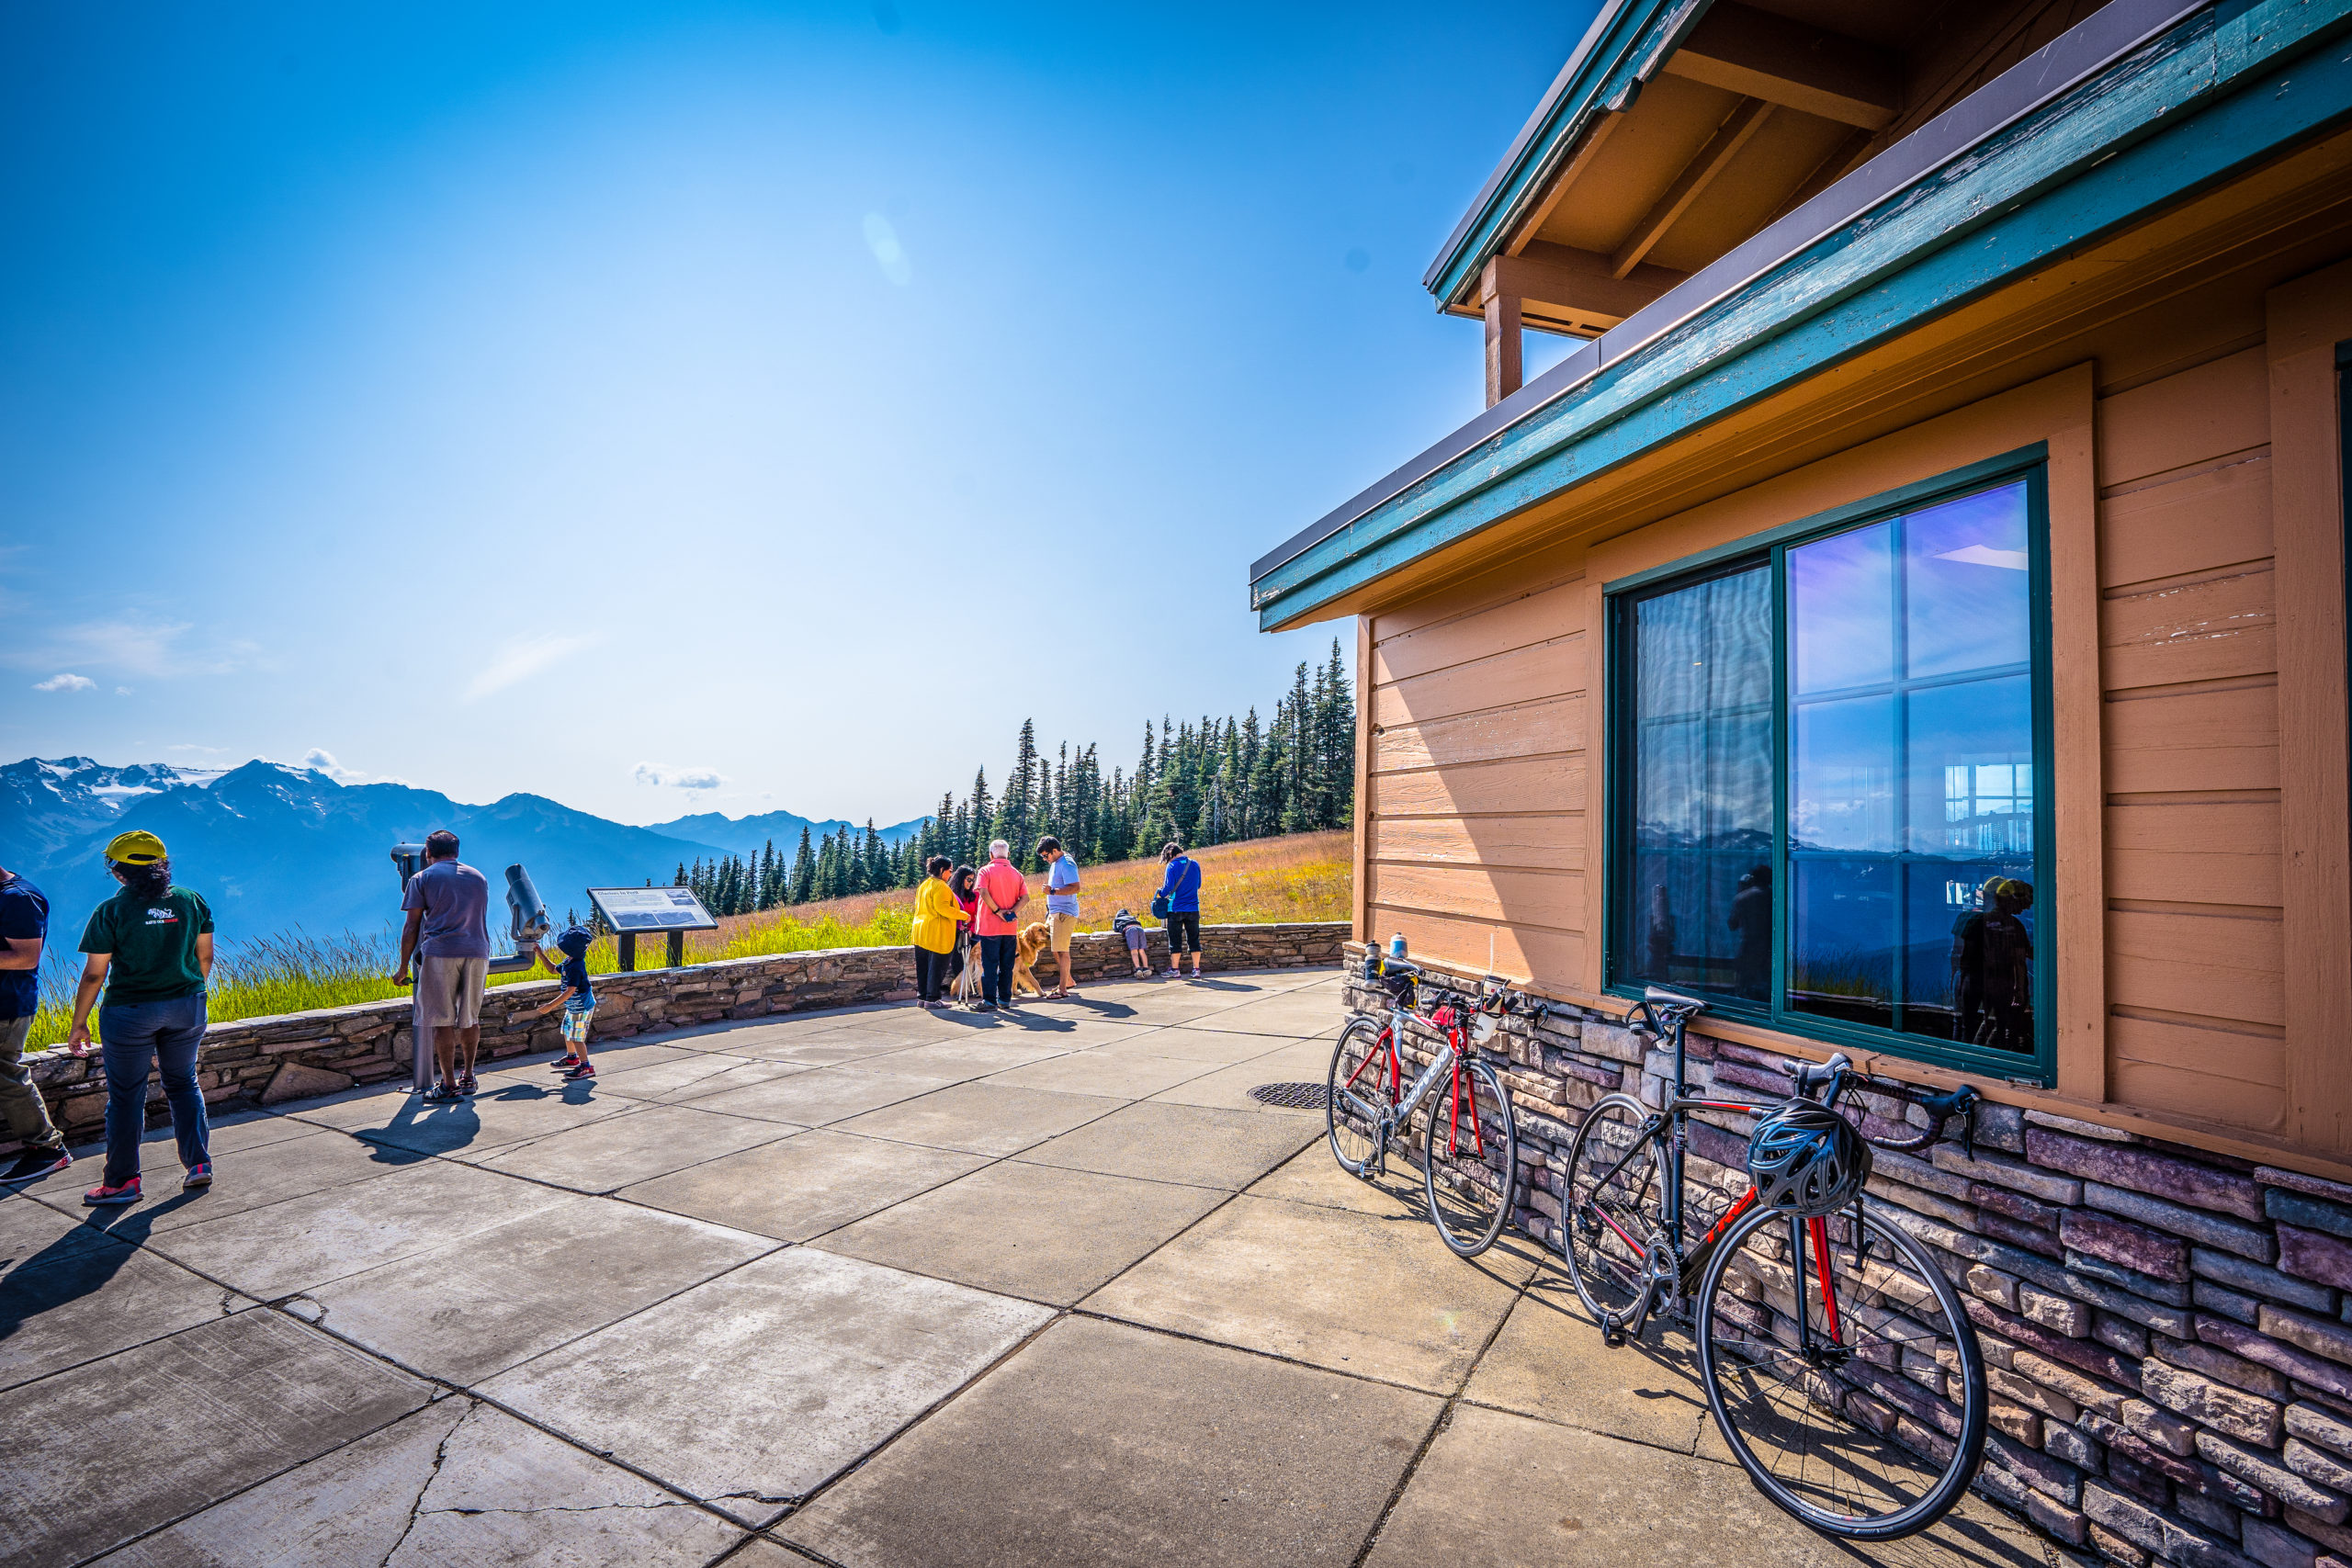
[1155, 840, 1204, 979]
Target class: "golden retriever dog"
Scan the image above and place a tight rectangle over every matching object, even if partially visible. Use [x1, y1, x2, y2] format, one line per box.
[1012, 922, 1050, 1000]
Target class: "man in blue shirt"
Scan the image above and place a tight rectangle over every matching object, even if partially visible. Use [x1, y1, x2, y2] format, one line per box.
[0, 863, 71, 1185]
[392, 829, 492, 1101]
[1039, 836, 1081, 998]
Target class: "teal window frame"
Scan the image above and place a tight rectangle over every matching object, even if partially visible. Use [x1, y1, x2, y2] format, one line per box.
[1603, 445, 2058, 1087]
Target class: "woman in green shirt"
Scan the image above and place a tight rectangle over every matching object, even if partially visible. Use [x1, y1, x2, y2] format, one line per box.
[67, 829, 214, 1207]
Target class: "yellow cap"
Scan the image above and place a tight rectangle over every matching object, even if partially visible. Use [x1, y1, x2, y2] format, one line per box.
[104, 829, 168, 864]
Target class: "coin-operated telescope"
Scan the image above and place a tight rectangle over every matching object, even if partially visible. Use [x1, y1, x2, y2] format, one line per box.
[389, 844, 551, 974]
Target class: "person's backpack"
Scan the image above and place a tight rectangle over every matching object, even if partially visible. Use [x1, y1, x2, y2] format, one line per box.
[1149, 889, 1171, 920]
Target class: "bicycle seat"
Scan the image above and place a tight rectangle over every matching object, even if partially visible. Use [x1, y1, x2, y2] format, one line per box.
[1643, 986, 1708, 1013]
[1781, 1053, 1853, 1099]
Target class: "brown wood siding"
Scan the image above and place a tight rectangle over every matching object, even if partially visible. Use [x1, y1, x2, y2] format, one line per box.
[1363, 561, 1589, 977]
[2095, 347, 2286, 1133]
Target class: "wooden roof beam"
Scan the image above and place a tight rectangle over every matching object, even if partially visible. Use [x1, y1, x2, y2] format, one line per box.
[1610, 97, 1773, 278]
[1663, 1, 1899, 131]
[1498, 242, 1690, 327]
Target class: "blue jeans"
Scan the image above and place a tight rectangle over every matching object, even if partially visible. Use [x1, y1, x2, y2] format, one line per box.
[978, 934, 1017, 1007]
[99, 994, 210, 1187]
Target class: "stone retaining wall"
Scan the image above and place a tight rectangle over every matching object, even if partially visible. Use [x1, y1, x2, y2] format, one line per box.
[16, 921, 1347, 1141]
[1344, 942, 2352, 1568]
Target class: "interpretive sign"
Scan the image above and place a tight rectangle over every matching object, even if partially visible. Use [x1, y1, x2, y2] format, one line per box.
[586, 886, 720, 932]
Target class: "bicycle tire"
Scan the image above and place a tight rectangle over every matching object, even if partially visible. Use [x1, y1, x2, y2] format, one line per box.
[1327, 1017, 1394, 1177]
[1560, 1092, 1667, 1328]
[1420, 1054, 1518, 1258]
[1694, 1197, 1988, 1540]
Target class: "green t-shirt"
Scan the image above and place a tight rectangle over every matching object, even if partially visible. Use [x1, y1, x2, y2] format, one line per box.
[80, 886, 213, 1006]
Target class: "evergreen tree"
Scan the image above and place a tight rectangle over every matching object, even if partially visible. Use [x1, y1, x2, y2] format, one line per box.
[788, 827, 816, 905]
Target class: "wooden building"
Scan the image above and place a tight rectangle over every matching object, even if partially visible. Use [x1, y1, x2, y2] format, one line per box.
[1257, 4, 2352, 1557]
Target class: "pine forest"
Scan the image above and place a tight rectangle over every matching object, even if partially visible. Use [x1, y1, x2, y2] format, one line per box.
[669, 642, 1356, 917]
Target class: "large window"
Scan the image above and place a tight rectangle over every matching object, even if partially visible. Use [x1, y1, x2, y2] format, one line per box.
[1609, 457, 2052, 1078]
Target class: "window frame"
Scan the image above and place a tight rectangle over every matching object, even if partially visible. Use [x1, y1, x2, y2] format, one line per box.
[1604, 445, 2057, 1086]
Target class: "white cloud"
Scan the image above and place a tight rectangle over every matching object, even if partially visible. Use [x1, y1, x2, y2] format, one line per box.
[33, 673, 95, 693]
[166, 742, 230, 754]
[10, 617, 256, 680]
[463, 633, 601, 702]
[301, 748, 367, 783]
[863, 213, 911, 286]
[634, 761, 725, 790]
[115, 686, 132, 696]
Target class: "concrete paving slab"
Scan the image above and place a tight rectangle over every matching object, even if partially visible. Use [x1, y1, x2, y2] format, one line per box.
[0, 1204, 234, 1392]
[688, 1066, 941, 1125]
[983, 1048, 1216, 1100]
[1247, 1143, 1430, 1218]
[62, 1105, 327, 1163]
[592, 1051, 808, 1103]
[1464, 1269, 1711, 1454]
[1015, 1100, 1322, 1190]
[1363, 1402, 2052, 1567]
[732, 1030, 933, 1065]
[781, 1315, 1441, 1568]
[831, 1081, 1121, 1156]
[95, 1398, 747, 1568]
[35, 1124, 404, 1235]
[479, 1247, 1054, 1524]
[1085, 1192, 1534, 1394]
[152, 1156, 571, 1300]
[475, 1103, 798, 1193]
[0, 1310, 430, 1568]
[814, 1160, 1227, 1305]
[850, 1037, 1077, 1078]
[300, 1080, 633, 1159]
[306, 1198, 773, 1382]
[478, 1040, 699, 1081]
[618, 1129, 988, 1241]
[1177, 987, 1351, 1037]
[1089, 1024, 1301, 1066]
[1143, 1040, 1339, 1111]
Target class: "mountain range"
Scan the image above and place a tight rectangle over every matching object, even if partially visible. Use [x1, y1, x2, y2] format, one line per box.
[0, 757, 923, 946]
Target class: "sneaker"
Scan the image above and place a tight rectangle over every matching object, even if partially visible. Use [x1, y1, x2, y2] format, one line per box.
[974, 1001, 997, 1012]
[551, 1055, 582, 1072]
[84, 1176, 141, 1207]
[458, 1073, 479, 1097]
[182, 1162, 213, 1190]
[423, 1081, 461, 1104]
[562, 1061, 595, 1081]
[0, 1148, 69, 1186]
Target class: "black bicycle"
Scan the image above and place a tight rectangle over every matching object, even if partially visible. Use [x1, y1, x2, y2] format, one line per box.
[1560, 986, 1987, 1540]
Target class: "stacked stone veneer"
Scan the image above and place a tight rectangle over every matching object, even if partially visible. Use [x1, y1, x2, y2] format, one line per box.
[1345, 942, 2352, 1568]
[17, 921, 1346, 1142]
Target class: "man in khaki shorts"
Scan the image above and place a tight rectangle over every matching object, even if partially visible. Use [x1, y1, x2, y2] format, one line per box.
[1038, 836, 1081, 998]
[392, 830, 492, 1100]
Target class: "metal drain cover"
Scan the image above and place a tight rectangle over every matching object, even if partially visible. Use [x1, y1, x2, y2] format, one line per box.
[1248, 1082, 1330, 1110]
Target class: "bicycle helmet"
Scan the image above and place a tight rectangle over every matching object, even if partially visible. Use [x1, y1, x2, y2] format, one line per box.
[1746, 1103, 1871, 1218]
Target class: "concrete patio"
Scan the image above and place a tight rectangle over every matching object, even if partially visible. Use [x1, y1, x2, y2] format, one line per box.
[2, 969, 2063, 1566]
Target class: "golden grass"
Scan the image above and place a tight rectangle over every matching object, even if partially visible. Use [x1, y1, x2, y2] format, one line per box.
[22, 832, 1352, 1047]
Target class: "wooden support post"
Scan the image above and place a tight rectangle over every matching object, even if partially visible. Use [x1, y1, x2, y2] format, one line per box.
[1483, 258, 1522, 407]
[617, 932, 636, 973]
[666, 930, 685, 970]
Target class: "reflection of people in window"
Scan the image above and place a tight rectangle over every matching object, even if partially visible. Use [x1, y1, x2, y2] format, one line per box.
[1950, 878, 1994, 1042]
[1977, 879, 2034, 1051]
[1729, 864, 1770, 1000]
[1645, 886, 1677, 980]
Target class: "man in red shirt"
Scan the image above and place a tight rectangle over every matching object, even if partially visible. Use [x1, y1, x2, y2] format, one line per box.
[971, 840, 1028, 1012]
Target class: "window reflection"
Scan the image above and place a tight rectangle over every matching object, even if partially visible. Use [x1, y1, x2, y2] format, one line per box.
[1786, 480, 2036, 1053]
[1624, 566, 1771, 1003]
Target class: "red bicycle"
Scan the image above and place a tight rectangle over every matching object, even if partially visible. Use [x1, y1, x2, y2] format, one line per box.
[1327, 954, 1524, 1258]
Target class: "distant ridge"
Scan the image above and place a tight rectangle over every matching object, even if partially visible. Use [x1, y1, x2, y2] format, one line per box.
[646, 808, 926, 859]
[0, 755, 914, 942]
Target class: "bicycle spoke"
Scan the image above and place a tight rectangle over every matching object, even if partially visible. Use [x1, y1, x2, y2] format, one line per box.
[1423, 1055, 1518, 1257]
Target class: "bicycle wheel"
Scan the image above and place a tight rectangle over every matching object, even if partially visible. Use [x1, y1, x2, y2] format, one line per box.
[1327, 1017, 1395, 1176]
[1420, 1055, 1519, 1257]
[1561, 1092, 1667, 1327]
[1695, 1197, 1987, 1540]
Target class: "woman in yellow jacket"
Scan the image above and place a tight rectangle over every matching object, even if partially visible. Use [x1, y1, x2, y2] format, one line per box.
[911, 855, 968, 1010]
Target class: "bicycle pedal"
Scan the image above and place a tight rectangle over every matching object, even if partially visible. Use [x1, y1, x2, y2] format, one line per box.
[1600, 1312, 1628, 1348]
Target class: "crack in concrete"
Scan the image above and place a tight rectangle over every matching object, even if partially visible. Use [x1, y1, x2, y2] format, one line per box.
[378, 1401, 470, 1568]
[426, 1500, 693, 1517]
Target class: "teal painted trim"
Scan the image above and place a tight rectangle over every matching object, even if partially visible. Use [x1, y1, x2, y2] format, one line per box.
[1600, 452, 2058, 1086]
[1424, 0, 1704, 310]
[1601, 445, 2050, 598]
[1256, 0, 2352, 630]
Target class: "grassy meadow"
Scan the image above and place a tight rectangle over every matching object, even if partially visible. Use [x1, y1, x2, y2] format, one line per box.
[21, 831, 1351, 1049]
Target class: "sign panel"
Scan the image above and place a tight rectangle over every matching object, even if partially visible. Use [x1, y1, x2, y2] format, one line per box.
[586, 886, 721, 932]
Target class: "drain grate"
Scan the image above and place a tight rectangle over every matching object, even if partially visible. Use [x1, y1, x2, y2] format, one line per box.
[1248, 1081, 1330, 1111]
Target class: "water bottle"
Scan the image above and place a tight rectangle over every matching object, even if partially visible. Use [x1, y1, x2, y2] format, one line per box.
[1389, 932, 1408, 960]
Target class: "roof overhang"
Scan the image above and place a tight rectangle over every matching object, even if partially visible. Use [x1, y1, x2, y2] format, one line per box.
[1250, 0, 2352, 631]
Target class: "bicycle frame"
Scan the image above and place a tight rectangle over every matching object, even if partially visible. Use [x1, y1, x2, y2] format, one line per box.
[1339, 993, 1489, 1174]
[1577, 1004, 1844, 1355]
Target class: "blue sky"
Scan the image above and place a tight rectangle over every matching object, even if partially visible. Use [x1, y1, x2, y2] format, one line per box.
[2, 1, 1597, 825]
